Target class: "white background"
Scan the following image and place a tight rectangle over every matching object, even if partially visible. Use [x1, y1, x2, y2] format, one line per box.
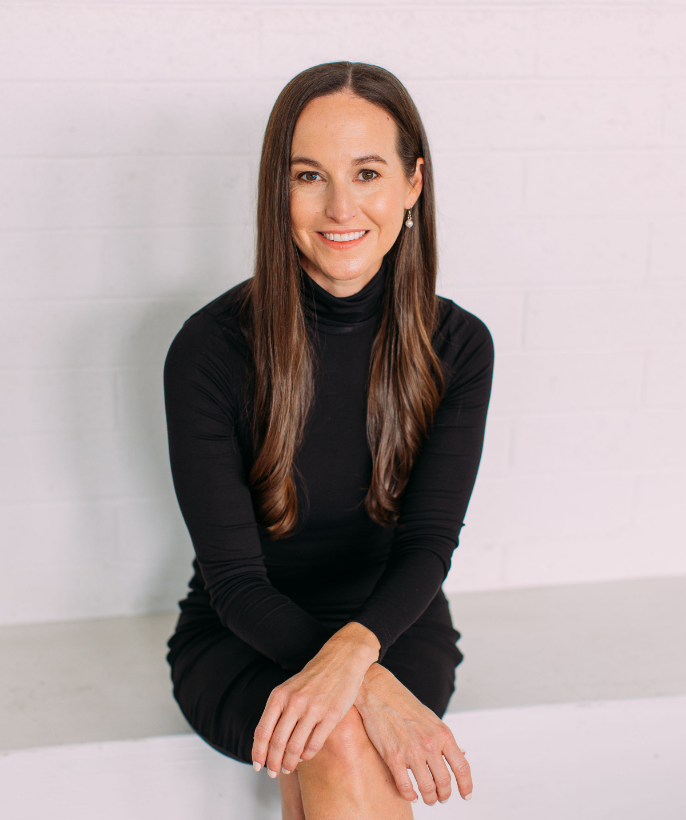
[1, 1, 685, 626]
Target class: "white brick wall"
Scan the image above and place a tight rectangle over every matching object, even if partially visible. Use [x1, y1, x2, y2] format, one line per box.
[1, 2, 684, 625]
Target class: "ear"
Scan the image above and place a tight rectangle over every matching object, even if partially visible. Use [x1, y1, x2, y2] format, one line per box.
[404, 157, 425, 209]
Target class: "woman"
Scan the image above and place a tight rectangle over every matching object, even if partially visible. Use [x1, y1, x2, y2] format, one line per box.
[163, 61, 494, 818]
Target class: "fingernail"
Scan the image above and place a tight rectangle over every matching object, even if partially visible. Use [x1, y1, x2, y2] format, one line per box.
[281, 767, 290, 774]
[299, 758, 305, 763]
[267, 768, 277, 779]
[439, 799, 448, 803]
[459, 747, 466, 753]
[252, 761, 262, 772]
[464, 792, 472, 800]
[411, 798, 418, 804]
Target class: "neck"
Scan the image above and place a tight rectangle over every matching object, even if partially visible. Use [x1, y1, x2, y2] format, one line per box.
[299, 257, 388, 336]
[300, 259, 384, 299]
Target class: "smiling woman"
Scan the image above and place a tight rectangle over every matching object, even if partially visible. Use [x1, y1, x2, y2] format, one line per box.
[289, 92, 423, 297]
[163, 62, 493, 819]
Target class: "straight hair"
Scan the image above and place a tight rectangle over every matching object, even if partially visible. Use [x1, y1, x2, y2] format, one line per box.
[237, 61, 445, 539]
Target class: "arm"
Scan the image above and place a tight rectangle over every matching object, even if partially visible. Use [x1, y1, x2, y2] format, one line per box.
[347, 308, 495, 660]
[252, 308, 493, 789]
[353, 662, 473, 804]
[163, 311, 335, 671]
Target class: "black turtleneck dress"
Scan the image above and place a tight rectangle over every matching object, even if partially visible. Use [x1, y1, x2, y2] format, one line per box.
[163, 260, 494, 765]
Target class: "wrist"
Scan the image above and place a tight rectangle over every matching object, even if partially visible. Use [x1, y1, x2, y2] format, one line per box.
[329, 621, 380, 665]
[355, 662, 387, 709]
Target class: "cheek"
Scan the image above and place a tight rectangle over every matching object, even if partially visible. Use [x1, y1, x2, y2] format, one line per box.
[364, 186, 406, 230]
[289, 193, 315, 239]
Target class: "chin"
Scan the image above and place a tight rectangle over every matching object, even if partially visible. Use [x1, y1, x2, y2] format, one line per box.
[319, 256, 377, 280]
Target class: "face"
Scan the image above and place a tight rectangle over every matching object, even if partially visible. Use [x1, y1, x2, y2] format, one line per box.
[289, 90, 424, 297]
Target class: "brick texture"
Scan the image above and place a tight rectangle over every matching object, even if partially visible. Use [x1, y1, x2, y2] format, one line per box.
[1, 2, 684, 624]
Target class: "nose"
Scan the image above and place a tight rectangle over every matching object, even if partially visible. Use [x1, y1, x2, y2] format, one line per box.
[324, 179, 357, 224]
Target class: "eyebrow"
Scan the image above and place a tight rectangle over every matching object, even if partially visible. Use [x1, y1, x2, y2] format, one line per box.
[290, 154, 388, 167]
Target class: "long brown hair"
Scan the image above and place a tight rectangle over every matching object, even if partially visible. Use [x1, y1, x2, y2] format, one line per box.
[237, 61, 445, 539]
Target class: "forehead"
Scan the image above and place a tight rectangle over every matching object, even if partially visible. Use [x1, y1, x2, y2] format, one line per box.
[291, 92, 397, 158]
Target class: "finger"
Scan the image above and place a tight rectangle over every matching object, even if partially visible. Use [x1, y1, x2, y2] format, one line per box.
[300, 717, 337, 761]
[265, 710, 301, 778]
[252, 694, 285, 770]
[281, 718, 318, 774]
[427, 754, 453, 804]
[387, 761, 418, 803]
[444, 740, 473, 800]
[410, 759, 438, 806]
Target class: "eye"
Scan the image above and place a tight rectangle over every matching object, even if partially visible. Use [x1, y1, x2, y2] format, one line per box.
[358, 169, 379, 181]
[298, 171, 323, 182]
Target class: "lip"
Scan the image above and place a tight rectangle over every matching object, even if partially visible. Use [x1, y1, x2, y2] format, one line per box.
[316, 230, 369, 250]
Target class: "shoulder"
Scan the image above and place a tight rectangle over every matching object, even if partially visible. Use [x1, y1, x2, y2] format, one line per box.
[435, 295, 495, 363]
[434, 295, 495, 388]
[163, 278, 252, 395]
[165, 278, 251, 365]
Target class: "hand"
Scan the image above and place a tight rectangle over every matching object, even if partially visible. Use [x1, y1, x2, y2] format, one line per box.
[251, 622, 380, 777]
[354, 663, 473, 805]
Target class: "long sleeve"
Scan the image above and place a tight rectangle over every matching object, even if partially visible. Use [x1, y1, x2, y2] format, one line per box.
[163, 311, 334, 672]
[347, 308, 495, 661]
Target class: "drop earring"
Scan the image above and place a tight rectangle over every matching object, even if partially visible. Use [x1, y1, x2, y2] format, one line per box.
[405, 208, 414, 228]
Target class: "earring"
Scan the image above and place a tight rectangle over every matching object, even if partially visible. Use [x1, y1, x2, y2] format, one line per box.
[405, 208, 414, 228]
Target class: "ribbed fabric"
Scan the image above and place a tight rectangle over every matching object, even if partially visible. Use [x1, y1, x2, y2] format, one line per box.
[299, 259, 387, 334]
[164, 258, 494, 673]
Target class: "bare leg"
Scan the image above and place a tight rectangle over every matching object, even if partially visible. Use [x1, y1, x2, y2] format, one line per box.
[285, 705, 413, 820]
[278, 769, 307, 820]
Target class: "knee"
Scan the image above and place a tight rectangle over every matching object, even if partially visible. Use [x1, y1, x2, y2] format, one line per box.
[318, 706, 371, 768]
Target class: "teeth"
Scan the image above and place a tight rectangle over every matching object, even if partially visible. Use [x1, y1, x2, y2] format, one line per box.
[322, 231, 366, 242]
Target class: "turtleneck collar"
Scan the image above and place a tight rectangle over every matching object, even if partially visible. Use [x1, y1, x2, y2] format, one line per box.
[299, 258, 387, 335]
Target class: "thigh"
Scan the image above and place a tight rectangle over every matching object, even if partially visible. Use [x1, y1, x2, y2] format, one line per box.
[167, 622, 292, 765]
[379, 589, 464, 718]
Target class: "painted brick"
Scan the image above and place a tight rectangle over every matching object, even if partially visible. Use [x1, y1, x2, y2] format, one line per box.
[433, 153, 524, 219]
[0, 6, 260, 81]
[467, 472, 635, 541]
[512, 410, 686, 475]
[102, 82, 279, 158]
[0, 84, 107, 157]
[650, 219, 686, 281]
[0, 430, 173, 503]
[662, 80, 686, 146]
[413, 80, 663, 152]
[525, 151, 686, 217]
[490, 350, 644, 414]
[525, 285, 686, 351]
[0, 299, 202, 368]
[0, 369, 116, 435]
[102, 226, 254, 298]
[644, 348, 686, 406]
[1, 230, 104, 299]
[441, 287, 524, 352]
[439, 218, 649, 287]
[115, 368, 167, 434]
[0, 156, 253, 231]
[536, 7, 686, 78]
[260, 8, 537, 81]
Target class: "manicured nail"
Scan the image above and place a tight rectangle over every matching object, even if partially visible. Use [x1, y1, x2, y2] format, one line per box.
[282, 767, 291, 774]
[464, 792, 472, 800]
[252, 761, 262, 772]
[411, 798, 418, 804]
[299, 757, 305, 762]
[267, 768, 277, 779]
[439, 799, 448, 803]
[459, 747, 466, 754]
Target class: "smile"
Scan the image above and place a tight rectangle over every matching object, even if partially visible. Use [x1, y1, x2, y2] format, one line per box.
[319, 230, 368, 243]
